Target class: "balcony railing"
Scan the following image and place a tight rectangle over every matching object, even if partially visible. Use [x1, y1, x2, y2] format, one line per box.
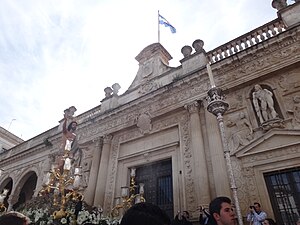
[207, 18, 286, 63]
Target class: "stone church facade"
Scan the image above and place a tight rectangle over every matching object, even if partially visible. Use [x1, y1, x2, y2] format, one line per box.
[0, 1, 299, 225]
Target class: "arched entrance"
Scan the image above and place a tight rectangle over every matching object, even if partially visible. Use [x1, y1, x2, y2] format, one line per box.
[13, 172, 37, 210]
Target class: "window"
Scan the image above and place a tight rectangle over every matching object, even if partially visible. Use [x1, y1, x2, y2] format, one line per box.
[264, 167, 300, 225]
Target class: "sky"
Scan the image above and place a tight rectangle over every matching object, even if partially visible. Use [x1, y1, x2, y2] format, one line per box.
[0, 0, 295, 140]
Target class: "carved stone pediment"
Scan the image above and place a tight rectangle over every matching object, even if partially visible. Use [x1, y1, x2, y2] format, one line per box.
[234, 129, 300, 158]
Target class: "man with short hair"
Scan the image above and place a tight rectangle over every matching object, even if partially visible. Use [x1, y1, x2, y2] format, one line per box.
[0, 211, 30, 225]
[120, 202, 171, 225]
[247, 202, 267, 225]
[209, 196, 236, 225]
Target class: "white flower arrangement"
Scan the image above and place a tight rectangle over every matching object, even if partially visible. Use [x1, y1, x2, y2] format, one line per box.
[17, 195, 120, 225]
[20, 206, 120, 225]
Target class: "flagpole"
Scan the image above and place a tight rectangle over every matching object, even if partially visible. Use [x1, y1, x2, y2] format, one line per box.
[158, 10, 160, 43]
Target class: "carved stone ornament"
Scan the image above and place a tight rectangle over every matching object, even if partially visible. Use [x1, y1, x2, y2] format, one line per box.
[142, 61, 153, 78]
[139, 80, 159, 94]
[271, 0, 287, 11]
[192, 39, 204, 52]
[287, 96, 300, 128]
[181, 45, 193, 58]
[261, 118, 285, 131]
[136, 113, 152, 134]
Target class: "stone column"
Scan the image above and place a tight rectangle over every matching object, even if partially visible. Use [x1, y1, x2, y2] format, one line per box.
[84, 137, 103, 205]
[185, 101, 211, 205]
[204, 108, 231, 197]
[7, 193, 18, 212]
[93, 134, 113, 207]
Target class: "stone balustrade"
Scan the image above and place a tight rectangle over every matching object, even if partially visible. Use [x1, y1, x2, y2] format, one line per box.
[207, 18, 286, 63]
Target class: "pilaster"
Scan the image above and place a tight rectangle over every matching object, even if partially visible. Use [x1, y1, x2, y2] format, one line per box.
[204, 108, 231, 197]
[84, 137, 103, 205]
[184, 101, 211, 206]
[93, 134, 113, 207]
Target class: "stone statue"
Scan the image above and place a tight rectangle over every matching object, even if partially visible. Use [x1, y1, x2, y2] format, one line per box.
[104, 87, 113, 98]
[57, 107, 82, 170]
[272, 0, 287, 11]
[227, 112, 253, 151]
[192, 39, 205, 52]
[0, 189, 9, 204]
[112, 83, 121, 95]
[252, 84, 278, 124]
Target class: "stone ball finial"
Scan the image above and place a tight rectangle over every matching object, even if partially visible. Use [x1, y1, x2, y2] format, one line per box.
[272, 0, 287, 11]
[181, 45, 193, 58]
[112, 83, 121, 95]
[192, 39, 204, 52]
[104, 87, 113, 98]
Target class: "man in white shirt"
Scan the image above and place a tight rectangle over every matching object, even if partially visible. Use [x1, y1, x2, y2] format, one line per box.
[247, 202, 267, 225]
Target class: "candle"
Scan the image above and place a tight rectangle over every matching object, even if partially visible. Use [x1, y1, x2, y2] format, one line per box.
[74, 167, 81, 175]
[130, 168, 136, 177]
[44, 172, 51, 185]
[64, 158, 72, 171]
[206, 63, 216, 88]
[73, 175, 81, 189]
[121, 186, 129, 198]
[139, 183, 145, 195]
[135, 195, 141, 204]
[114, 197, 120, 205]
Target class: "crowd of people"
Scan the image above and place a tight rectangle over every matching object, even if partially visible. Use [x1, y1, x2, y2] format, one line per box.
[0, 196, 299, 225]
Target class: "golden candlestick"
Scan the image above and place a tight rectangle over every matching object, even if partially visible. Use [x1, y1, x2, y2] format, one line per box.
[111, 168, 145, 218]
[39, 150, 83, 221]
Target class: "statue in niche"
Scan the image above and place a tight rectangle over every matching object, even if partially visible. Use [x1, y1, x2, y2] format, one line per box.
[227, 112, 253, 151]
[252, 84, 278, 124]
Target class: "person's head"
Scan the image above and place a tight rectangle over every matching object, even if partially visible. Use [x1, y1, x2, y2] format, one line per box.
[253, 202, 261, 212]
[182, 211, 190, 220]
[0, 211, 30, 225]
[120, 202, 171, 225]
[67, 121, 77, 132]
[209, 196, 235, 225]
[254, 84, 262, 91]
[262, 218, 276, 225]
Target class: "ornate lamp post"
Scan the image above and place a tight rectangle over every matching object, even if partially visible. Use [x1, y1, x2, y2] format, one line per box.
[206, 63, 244, 225]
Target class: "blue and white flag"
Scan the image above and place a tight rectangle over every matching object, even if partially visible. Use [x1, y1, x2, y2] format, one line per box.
[159, 14, 176, 33]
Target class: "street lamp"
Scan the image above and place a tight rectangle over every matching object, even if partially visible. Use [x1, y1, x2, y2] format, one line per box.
[206, 62, 244, 225]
